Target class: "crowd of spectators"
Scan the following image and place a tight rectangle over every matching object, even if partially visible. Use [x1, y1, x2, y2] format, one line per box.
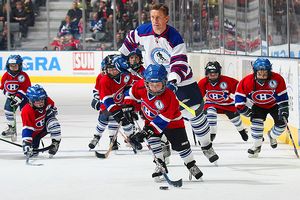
[0, 0, 44, 50]
[51, 0, 154, 51]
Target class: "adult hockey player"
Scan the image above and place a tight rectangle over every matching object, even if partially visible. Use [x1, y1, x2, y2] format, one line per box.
[198, 61, 248, 141]
[21, 84, 61, 158]
[0, 55, 31, 141]
[127, 64, 203, 180]
[119, 3, 218, 163]
[235, 58, 289, 157]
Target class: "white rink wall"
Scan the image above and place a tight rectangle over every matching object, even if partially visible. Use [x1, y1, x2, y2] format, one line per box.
[0, 51, 299, 143]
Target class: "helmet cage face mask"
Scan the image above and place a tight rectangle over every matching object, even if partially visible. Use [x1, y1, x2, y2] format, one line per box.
[252, 58, 272, 84]
[30, 98, 46, 111]
[106, 65, 121, 79]
[145, 80, 166, 96]
[205, 62, 221, 84]
[6, 55, 23, 76]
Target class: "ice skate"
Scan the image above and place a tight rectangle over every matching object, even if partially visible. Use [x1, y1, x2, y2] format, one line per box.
[49, 139, 61, 158]
[109, 136, 119, 150]
[202, 144, 219, 165]
[239, 129, 248, 141]
[267, 131, 277, 149]
[152, 158, 168, 182]
[248, 145, 261, 158]
[186, 160, 203, 180]
[1, 125, 16, 137]
[88, 135, 100, 149]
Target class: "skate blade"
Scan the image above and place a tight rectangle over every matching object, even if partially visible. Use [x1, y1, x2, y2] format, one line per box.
[248, 153, 259, 158]
[213, 161, 218, 166]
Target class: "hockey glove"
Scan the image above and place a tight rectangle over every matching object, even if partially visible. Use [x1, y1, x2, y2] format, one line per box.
[46, 106, 58, 118]
[278, 105, 289, 122]
[122, 104, 138, 123]
[10, 96, 22, 109]
[91, 98, 101, 111]
[238, 106, 252, 117]
[166, 80, 178, 93]
[22, 140, 33, 157]
[112, 109, 131, 126]
[134, 125, 155, 142]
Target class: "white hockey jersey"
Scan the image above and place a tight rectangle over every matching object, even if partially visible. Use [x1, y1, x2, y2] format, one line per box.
[119, 23, 194, 86]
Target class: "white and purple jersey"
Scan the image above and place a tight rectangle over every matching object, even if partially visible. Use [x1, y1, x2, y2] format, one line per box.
[119, 23, 194, 86]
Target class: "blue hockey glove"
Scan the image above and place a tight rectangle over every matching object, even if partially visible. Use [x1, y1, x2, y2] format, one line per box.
[91, 98, 101, 111]
[166, 81, 178, 93]
[112, 55, 130, 73]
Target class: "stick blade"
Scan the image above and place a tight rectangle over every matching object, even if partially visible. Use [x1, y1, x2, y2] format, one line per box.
[163, 173, 183, 188]
[95, 151, 107, 159]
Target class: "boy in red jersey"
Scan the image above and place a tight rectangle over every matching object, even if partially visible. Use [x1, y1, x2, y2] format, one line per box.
[198, 61, 248, 141]
[94, 55, 142, 151]
[21, 84, 61, 158]
[89, 54, 120, 150]
[128, 64, 204, 180]
[0, 55, 31, 141]
[235, 58, 289, 157]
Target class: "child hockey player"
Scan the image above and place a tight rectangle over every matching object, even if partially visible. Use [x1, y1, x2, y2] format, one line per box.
[198, 61, 248, 141]
[0, 55, 31, 141]
[21, 84, 61, 158]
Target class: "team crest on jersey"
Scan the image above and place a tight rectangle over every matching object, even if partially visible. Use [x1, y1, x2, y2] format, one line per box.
[18, 75, 25, 82]
[36, 118, 45, 128]
[268, 80, 278, 89]
[141, 102, 158, 120]
[220, 82, 227, 90]
[5, 81, 19, 92]
[206, 90, 228, 103]
[113, 90, 124, 104]
[251, 90, 275, 104]
[151, 48, 171, 67]
[154, 100, 164, 110]
[123, 75, 130, 83]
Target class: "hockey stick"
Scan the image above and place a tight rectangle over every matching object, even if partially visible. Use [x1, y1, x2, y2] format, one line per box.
[143, 138, 182, 187]
[11, 106, 17, 142]
[119, 130, 137, 154]
[283, 117, 299, 158]
[95, 125, 121, 159]
[0, 138, 54, 153]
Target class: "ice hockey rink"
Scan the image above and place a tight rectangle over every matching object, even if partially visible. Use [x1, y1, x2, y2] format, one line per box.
[0, 83, 300, 200]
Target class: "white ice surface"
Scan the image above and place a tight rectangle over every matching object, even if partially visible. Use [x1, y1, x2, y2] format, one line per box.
[0, 83, 300, 200]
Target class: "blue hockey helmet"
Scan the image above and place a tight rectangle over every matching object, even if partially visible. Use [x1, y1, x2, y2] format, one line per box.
[252, 58, 272, 72]
[112, 55, 130, 73]
[143, 64, 167, 96]
[6, 54, 23, 76]
[252, 58, 272, 83]
[128, 48, 143, 71]
[101, 54, 115, 71]
[26, 84, 47, 110]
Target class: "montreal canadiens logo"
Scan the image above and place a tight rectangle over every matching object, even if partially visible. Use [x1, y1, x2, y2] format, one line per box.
[268, 80, 277, 89]
[251, 90, 275, 104]
[220, 82, 227, 90]
[36, 119, 45, 128]
[151, 48, 171, 67]
[141, 102, 158, 120]
[114, 92, 124, 104]
[154, 100, 164, 110]
[18, 75, 25, 82]
[206, 90, 227, 102]
[124, 75, 130, 83]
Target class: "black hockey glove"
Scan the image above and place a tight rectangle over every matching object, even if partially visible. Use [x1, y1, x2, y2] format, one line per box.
[122, 105, 138, 123]
[10, 96, 22, 109]
[22, 140, 33, 156]
[278, 104, 289, 122]
[238, 106, 252, 117]
[166, 80, 178, 93]
[46, 107, 58, 118]
[91, 98, 101, 111]
[112, 109, 131, 126]
[134, 125, 155, 142]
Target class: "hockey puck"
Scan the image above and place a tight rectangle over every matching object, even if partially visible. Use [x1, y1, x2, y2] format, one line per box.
[159, 186, 169, 190]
